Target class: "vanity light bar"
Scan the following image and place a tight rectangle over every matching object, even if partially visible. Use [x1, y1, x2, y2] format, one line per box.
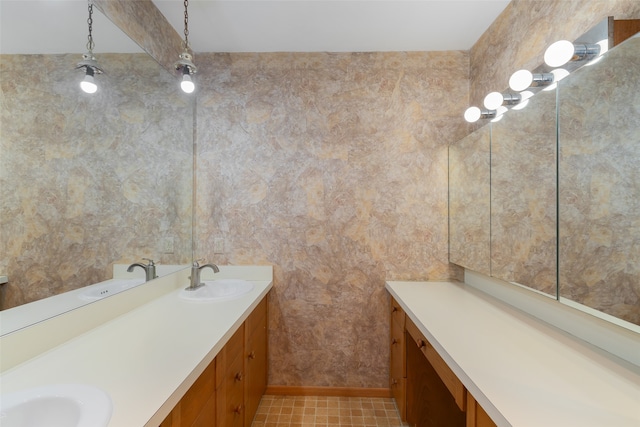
[463, 32, 608, 121]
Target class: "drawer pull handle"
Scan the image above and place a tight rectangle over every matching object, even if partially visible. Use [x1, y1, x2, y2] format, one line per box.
[248, 351, 256, 360]
[392, 338, 398, 345]
[234, 405, 242, 414]
[391, 378, 398, 386]
[392, 306, 398, 313]
[235, 372, 243, 382]
[417, 339, 426, 349]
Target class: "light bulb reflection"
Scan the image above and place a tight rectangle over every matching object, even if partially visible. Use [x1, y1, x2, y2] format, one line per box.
[491, 106, 507, 122]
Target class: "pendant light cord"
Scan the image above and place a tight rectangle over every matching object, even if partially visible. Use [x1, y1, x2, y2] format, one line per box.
[183, 0, 190, 50]
[86, 1, 95, 52]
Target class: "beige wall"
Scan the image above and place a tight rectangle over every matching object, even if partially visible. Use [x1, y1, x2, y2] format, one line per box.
[195, 52, 467, 388]
[470, 0, 640, 106]
[0, 53, 192, 309]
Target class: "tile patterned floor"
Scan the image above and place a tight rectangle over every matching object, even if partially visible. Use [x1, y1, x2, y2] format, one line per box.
[251, 395, 408, 427]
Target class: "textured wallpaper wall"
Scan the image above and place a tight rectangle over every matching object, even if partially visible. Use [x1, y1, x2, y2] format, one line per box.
[0, 53, 193, 309]
[470, 0, 640, 106]
[195, 52, 467, 388]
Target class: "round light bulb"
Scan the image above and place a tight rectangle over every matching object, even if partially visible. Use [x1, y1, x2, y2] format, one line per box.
[180, 74, 195, 93]
[544, 40, 575, 68]
[80, 74, 98, 94]
[483, 92, 504, 110]
[520, 90, 534, 101]
[464, 106, 481, 123]
[509, 69, 533, 92]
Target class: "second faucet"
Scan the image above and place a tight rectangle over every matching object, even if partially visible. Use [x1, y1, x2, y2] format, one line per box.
[186, 259, 219, 291]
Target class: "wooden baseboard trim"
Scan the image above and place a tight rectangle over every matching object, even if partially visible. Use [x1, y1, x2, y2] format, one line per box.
[265, 386, 391, 398]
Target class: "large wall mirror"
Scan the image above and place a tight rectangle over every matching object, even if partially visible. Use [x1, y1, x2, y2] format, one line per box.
[558, 33, 640, 327]
[449, 29, 640, 330]
[449, 125, 491, 276]
[0, 2, 193, 333]
[491, 88, 557, 297]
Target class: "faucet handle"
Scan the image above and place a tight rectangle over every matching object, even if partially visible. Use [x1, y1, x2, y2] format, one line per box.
[142, 258, 155, 266]
[192, 258, 205, 268]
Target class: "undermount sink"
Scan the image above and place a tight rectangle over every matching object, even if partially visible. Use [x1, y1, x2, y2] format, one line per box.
[79, 278, 146, 301]
[0, 384, 112, 427]
[179, 279, 254, 302]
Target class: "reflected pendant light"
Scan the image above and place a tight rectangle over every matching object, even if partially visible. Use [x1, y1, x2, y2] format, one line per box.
[175, 0, 197, 94]
[76, 0, 103, 94]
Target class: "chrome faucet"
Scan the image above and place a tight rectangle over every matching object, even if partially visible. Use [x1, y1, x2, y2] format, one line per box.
[186, 259, 220, 291]
[127, 258, 158, 282]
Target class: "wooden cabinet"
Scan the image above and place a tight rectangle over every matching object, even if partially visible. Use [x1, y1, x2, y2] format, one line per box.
[160, 294, 269, 427]
[406, 318, 465, 427]
[466, 391, 498, 427]
[244, 297, 268, 427]
[217, 325, 245, 427]
[389, 296, 497, 427]
[160, 357, 217, 427]
[389, 297, 406, 420]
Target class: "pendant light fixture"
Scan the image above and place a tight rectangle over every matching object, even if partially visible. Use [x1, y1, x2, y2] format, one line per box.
[174, 0, 197, 94]
[76, 0, 103, 94]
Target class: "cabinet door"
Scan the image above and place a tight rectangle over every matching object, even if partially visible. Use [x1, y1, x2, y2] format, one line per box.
[160, 357, 216, 427]
[244, 297, 268, 426]
[217, 326, 245, 427]
[390, 297, 406, 420]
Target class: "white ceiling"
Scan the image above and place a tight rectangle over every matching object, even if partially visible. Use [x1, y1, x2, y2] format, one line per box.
[1, 0, 510, 54]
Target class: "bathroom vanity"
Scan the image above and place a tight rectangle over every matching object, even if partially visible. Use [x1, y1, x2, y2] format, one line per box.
[0, 266, 272, 427]
[386, 281, 640, 427]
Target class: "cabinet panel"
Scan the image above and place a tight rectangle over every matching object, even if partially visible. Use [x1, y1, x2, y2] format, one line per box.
[406, 329, 465, 427]
[181, 358, 216, 427]
[390, 297, 407, 420]
[391, 297, 406, 331]
[244, 298, 268, 426]
[405, 317, 465, 411]
[245, 298, 267, 336]
[466, 391, 497, 427]
[217, 326, 245, 427]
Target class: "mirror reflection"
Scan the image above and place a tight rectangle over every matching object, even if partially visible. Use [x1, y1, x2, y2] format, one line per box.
[558, 33, 640, 326]
[0, 3, 193, 323]
[449, 125, 491, 276]
[490, 88, 557, 297]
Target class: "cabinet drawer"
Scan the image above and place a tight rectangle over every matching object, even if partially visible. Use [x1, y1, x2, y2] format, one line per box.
[405, 317, 466, 411]
[390, 323, 405, 379]
[216, 325, 245, 389]
[218, 351, 245, 427]
[390, 297, 405, 331]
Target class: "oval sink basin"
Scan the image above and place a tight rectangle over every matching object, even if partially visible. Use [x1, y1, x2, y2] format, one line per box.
[0, 384, 112, 427]
[79, 278, 145, 301]
[179, 279, 254, 302]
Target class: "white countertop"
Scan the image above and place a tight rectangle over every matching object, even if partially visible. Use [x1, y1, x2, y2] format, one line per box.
[0, 276, 272, 426]
[386, 280, 640, 427]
